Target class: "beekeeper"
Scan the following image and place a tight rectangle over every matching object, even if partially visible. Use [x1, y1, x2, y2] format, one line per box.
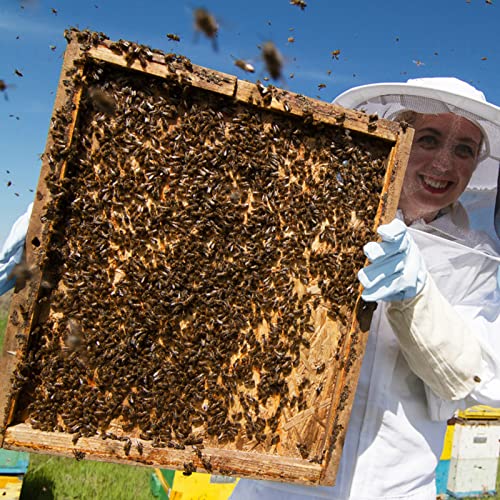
[230, 78, 500, 499]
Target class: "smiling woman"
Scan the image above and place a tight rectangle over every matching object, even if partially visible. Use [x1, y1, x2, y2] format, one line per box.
[398, 112, 483, 224]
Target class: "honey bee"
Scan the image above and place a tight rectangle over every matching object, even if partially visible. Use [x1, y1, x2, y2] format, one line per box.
[87, 86, 116, 115]
[8, 262, 33, 290]
[14, 69, 24, 77]
[318, 83, 326, 90]
[261, 41, 283, 81]
[290, 0, 307, 9]
[331, 50, 341, 60]
[0, 80, 8, 92]
[64, 318, 84, 352]
[166, 33, 180, 42]
[123, 439, 132, 455]
[193, 8, 219, 51]
[231, 55, 254, 73]
[136, 441, 144, 455]
[73, 450, 86, 461]
[183, 461, 196, 476]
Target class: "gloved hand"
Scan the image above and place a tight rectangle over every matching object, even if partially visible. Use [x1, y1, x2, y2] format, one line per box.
[357, 219, 427, 302]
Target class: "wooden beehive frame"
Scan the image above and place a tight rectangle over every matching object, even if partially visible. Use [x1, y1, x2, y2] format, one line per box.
[0, 30, 414, 486]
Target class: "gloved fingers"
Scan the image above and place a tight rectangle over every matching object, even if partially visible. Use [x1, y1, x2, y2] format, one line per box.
[376, 219, 408, 243]
[361, 248, 426, 302]
[357, 252, 406, 288]
[360, 273, 418, 302]
[363, 233, 410, 261]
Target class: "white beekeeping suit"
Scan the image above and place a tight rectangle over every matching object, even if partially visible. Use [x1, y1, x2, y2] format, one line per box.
[0, 203, 33, 296]
[231, 78, 500, 500]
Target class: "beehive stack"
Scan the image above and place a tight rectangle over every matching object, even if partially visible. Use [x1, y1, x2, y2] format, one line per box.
[0, 30, 412, 485]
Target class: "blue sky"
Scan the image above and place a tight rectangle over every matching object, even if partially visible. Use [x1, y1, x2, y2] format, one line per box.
[1, 0, 499, 244]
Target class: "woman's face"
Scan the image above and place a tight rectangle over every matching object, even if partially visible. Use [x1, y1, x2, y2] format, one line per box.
[398, 112, 483, 223]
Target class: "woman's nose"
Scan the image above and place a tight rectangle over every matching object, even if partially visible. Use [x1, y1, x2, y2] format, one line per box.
[429, 146, 454, 172]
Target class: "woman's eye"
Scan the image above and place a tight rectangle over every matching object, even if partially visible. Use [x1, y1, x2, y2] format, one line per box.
[455, 144, 475, 158]
[417, 135, 438, 147]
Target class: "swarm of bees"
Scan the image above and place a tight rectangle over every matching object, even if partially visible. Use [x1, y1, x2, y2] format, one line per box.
[11, 36, 391, 464]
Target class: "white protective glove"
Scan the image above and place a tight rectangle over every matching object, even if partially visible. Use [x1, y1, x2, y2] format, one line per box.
[0, 203, 33, 295]
[357, 219, 427, 302]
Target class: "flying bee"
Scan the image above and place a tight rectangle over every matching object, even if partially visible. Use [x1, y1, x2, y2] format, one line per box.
[261, 41, 284, 81]
[0, 80, 14, 98]
[193, 8, 219, 51]
[64, 318, 84, 352]
[331, 49, 341, 60]
[290, 0, 307, 9]
[166, 33, 181, 42]
[232, 57, 255, 73]
[87, 86, 116, 115]
[14, 69, 23, 77]
[8, 262, 34, 290]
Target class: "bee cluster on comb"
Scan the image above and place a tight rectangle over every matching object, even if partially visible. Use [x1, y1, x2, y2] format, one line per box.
[2, 31, 410, 484]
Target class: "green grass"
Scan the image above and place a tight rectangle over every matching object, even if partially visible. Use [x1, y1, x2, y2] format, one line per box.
[20, 453, 156, 500]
